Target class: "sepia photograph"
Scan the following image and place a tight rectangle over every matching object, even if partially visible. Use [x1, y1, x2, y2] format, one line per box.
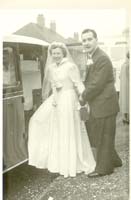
[0, 7, 130, 200]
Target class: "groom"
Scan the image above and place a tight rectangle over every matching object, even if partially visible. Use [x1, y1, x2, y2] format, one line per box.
[80, 29, 122, 177]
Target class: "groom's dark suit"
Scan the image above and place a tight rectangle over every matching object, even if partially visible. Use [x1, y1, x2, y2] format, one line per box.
[82, 47, 122, 174]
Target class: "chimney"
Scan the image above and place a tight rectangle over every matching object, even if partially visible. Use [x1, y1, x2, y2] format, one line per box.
[74, 32, 79, 41]
[50, 20, 56, 32]
[37, 14, 45, 29]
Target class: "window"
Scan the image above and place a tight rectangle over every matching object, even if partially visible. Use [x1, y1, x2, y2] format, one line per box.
[3, 47, 17, 87]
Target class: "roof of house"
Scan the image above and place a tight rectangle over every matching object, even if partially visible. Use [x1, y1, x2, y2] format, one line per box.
[14, 23, 68, 44]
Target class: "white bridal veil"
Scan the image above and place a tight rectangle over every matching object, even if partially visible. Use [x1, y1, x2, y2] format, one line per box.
[42, 41, 76, 100]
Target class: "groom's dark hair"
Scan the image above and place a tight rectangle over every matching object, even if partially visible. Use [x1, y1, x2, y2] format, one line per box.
[81, 29, 97, 39]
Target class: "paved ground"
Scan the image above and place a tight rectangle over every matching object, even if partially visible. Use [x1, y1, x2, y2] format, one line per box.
[3, 114, 129, 200]
[38, 114, 129, 200]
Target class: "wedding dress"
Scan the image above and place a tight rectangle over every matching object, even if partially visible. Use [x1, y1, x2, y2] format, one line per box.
[28, 58, 96, 177]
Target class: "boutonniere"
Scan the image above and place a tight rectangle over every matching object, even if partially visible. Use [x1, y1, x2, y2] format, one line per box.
[86, 54, 93, 66]
[86, 58, 93, 66]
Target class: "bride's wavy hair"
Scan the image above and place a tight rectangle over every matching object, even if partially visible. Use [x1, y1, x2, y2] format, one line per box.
[48, 42, 67, 57]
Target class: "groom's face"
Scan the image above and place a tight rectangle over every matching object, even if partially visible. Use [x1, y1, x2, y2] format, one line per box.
[81, 31, 98, 54]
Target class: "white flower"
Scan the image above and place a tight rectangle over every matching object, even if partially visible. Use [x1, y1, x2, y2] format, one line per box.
[86, 58, 93, 65]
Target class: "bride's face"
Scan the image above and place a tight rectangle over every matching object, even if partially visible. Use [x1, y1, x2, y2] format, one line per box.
[51, 47, 64, 65]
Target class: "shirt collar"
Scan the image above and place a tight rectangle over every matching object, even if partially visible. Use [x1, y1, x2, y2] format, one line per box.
[88, 46, 98, 58]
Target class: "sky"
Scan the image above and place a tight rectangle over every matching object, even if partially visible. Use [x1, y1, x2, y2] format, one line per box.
[0, 9, 128, 40]
[0, 0, 130, 10]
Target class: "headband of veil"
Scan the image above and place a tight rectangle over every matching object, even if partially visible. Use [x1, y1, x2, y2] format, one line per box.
[42, 41, 75, 100]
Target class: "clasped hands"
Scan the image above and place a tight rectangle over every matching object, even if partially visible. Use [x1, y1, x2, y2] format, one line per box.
[79, 95, 86, 106]
[74, 82, 86, 106]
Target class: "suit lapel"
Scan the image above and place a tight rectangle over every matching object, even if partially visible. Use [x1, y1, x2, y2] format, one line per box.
[92, 47, 101, 63]
[84, 64, 92, 81]
[84, 47, 101, 82]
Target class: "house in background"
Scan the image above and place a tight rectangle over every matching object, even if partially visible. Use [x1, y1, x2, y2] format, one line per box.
[14, 14, 78, 44]
[14, 14, 129, 96]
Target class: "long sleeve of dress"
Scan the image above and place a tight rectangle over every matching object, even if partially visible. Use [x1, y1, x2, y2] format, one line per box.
[69, 64, 85, 95]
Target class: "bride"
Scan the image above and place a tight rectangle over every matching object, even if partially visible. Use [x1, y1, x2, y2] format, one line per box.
[28, 42, 96, 178]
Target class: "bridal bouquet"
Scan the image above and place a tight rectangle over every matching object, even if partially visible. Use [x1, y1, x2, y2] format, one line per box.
[52, 80, 63, 107]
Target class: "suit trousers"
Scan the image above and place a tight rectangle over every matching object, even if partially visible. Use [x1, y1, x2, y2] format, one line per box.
[85, 114, 122, 174]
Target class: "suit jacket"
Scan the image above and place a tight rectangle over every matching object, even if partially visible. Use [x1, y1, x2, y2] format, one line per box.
[82, 47, 119, 118]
